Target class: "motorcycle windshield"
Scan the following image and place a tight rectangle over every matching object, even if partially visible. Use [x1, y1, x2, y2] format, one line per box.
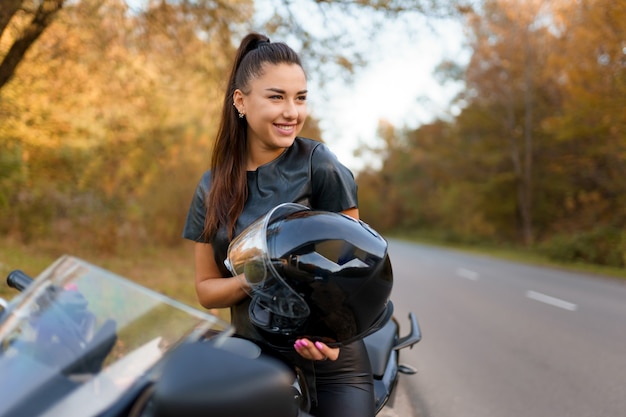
[0, 255, 233, 417]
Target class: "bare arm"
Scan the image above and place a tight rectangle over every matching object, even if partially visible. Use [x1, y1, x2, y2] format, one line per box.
[194, 242, 250, 309]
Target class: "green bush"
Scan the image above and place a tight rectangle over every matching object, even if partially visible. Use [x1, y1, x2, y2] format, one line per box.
[538, 227, 625, 268]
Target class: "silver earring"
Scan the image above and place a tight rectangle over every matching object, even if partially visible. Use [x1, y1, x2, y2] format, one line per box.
[233, 102, 244, 118]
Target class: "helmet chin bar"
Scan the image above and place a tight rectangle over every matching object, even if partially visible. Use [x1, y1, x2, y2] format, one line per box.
[248, 284, 310, 336]
[250, 297, 395, 349]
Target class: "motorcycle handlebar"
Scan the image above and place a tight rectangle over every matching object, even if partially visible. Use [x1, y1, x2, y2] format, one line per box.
[7, 269, 33, 292]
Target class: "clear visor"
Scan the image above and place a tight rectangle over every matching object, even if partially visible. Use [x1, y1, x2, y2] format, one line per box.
[224, 203, 308, 287]
[225, 203, 312, 336]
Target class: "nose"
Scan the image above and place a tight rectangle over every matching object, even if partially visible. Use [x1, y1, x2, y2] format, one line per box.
[282, 99, 299, 119]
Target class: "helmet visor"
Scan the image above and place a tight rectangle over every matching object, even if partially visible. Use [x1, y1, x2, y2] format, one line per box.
[224, 203, 309, 287]
[225, 203, 312, 337]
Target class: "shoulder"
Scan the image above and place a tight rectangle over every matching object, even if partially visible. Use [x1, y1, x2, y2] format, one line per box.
[292, 137, 338, 164]
[196, 170, 213, 193]
[182, 170, 213, 242]
[184, 170, 213, 204]
[280, 137, 330, 168]
[199, 169, 213, 183]
[292, 136, 323, 154]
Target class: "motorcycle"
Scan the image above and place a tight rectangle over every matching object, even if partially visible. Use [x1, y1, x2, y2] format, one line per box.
[0, 255, 421, 417]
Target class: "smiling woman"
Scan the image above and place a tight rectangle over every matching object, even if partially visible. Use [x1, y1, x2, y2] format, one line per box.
[180, 32, 377, 417]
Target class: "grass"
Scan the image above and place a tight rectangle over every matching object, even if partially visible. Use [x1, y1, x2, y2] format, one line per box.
[0, 237, 228, 320]
[2, 232, 624, 309]
[389, 231, 626, 281]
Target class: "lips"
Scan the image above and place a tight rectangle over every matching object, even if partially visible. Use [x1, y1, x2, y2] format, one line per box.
[274, 123, 296, 134]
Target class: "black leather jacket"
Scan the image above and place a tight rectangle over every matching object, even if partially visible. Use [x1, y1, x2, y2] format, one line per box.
[182, 137, 358, 340]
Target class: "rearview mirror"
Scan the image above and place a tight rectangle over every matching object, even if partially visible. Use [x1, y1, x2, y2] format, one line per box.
[153, 340, 301, 417]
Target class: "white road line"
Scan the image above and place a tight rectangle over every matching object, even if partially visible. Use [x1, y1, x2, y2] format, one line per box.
[456, 268, 479, 280]
[526, 290, 578, 311]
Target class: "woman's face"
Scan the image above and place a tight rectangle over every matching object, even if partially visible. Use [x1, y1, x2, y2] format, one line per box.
[234, 63, 308, 168]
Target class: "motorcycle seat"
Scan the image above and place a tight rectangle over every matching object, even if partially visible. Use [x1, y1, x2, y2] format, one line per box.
[363, 318, 398, 378]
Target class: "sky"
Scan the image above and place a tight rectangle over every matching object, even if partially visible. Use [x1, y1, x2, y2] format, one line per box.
[128, 0, 468, 173]
[308, 20, 468, 173]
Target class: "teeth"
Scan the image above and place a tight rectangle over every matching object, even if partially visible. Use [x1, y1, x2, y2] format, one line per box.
[276, 124, 294, 130]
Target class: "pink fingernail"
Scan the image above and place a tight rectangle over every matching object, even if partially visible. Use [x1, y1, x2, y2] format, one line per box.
[315, 341, 324, 350]
[300, 339, 309, 347]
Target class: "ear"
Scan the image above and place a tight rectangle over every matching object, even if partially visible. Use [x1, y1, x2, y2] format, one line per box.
[233, 89, 245, 113]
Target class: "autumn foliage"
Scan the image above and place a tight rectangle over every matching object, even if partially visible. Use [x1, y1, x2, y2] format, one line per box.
[358, 0, 626, 267]
[1, 0, 249, 251]
[1, 0, 624, 269]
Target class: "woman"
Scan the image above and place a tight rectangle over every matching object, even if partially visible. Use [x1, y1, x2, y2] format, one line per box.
[182, 32, 376, 417]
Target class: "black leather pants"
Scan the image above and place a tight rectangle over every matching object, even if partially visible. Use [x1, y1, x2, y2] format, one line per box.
[308, 339, 376, 417]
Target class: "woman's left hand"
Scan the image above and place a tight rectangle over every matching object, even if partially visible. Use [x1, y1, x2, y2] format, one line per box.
[294, 338, 340, 361]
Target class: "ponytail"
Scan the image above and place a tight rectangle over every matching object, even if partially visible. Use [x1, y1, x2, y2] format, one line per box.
[203, 33, 303, 240]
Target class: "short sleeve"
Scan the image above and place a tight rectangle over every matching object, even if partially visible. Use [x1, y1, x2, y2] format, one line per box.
[182, 171, 211, 242]
[310, 143, 358, 212]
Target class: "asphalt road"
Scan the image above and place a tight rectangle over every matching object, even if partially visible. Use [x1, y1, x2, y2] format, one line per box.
[380, 239, 626, 417]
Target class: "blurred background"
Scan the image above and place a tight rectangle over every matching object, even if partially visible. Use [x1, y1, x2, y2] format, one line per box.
[1, 0, 624, 298]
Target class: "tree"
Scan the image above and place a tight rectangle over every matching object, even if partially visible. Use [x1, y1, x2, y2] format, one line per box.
[0, 0, 250, 247]
[0, 0, 474, 251]
[1, 0, 472, 94]
[0, 0, 65, 89]
[361, 0, 625, 265]
[459, 0, 558, 245]
[544, 0, 626, 232]
[258, 0, 468, 83]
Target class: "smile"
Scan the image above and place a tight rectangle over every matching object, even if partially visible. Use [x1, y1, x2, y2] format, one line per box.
[275, 124, 295, 130]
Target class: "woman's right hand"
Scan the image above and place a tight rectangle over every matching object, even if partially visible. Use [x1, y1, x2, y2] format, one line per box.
[294, 338, 340, 361]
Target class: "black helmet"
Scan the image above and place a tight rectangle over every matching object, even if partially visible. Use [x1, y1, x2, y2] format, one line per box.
[225, 203, 393, 348]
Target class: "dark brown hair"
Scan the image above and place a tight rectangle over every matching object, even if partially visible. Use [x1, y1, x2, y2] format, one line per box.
[203, 33, 304, 240]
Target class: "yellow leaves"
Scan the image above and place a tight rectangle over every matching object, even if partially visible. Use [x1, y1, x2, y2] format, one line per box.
[0, 0, 255, 246]
[359, 0, 625, 250]
[564, 190, 604, 215]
